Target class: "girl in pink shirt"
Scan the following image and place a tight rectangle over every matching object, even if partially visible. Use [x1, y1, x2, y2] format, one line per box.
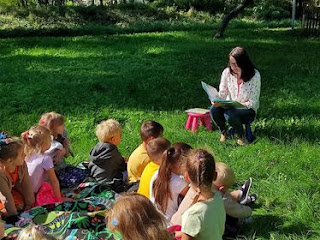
[22, 125, 63, 206]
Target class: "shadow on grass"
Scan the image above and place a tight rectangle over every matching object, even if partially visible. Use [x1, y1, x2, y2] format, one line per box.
[242, 214, 313, 239]
[0, 27, 319, 142]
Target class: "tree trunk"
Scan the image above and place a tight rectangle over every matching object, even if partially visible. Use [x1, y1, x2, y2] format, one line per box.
[214, 0, 254, 38]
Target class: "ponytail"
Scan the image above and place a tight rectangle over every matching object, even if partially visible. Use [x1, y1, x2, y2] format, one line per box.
[21, 126, 51, 157]
[152, 147, 175, 213]
[187, 149, 216, 205]
[153, 143, 192, 214]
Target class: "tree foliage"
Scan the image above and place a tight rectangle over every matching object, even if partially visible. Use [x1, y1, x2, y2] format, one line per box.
[0, 0, 295, 21]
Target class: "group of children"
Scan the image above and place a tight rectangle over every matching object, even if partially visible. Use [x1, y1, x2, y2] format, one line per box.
[0, 115, 257, 240]
[89, 119, 257, 240]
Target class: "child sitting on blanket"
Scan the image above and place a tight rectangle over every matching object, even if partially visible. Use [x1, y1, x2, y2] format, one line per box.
[150, 143, 191, 221]
[180, 149, 226, 240]
[22, 126, 64, 206]
[88, 119, 127, 186]
[171, 162, 255, 237]
[0, 133, 34, 224]
[39, 112, 69, 170]
[137, 137, 170, 198]
[17, 224, 57, 240]
[213, 162, 256, 238]
[107, 192, 174, 240]
[39, 112, 88, 188]
[127, 120, 164, 184]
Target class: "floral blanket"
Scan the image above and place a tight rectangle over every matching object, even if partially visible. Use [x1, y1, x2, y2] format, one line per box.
[4, 184, 122, 240]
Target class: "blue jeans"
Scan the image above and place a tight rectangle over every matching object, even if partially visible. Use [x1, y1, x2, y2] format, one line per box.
[210, 106, 256, 138]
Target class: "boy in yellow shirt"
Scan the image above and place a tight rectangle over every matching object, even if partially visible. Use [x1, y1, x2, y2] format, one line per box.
[127, 121, 164, 183]
[137, 137, 170, 198]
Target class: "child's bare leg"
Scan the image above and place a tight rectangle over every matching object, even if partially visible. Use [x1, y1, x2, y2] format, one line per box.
[231, 190, 242, 201]
[226, 190, 242, 202]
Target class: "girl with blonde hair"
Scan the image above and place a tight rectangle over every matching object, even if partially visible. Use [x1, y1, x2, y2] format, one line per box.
[39, 112, 87, 188]
[22, 126, 64, 206]
[17, 224, 56, 240]
[107, 192, 174, 240]
[39, 111, 69, 169]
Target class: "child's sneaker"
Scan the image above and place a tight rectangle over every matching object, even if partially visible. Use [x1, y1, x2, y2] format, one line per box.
[249, 193, 258, 203]
[239, 177, 252, 204]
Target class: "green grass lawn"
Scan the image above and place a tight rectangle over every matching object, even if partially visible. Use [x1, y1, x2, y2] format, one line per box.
[0, 23, 319, 239]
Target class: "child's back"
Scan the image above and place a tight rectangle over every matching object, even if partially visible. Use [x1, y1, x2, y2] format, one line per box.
[127, 120, 164, 183]
[137, 161, 159, 198]
[89, 141, 126, 183]
[138, 137, 170, 198]
[127, 144, 149, 183]
[88, 120, 126, 185]
[181, 149, 226, 240]
[182, 191, 225, 240]
[150, 143, 191, 221]
[22, 125, 63, 206]
[26, 153, 54, 193]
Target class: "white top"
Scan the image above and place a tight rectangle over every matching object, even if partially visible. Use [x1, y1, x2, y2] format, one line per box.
[45, 139, 64, 155]
[218, 68, 261, 112]
[45, 139, 68, 171]
[26, 154, 54, 193]
[181, 192, 226, 240]
[150, 170, 188, 221]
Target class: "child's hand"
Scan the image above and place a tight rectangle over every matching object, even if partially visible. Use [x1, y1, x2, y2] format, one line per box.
[175, 231, 182, 238]
[0, 192, 6, 205]
[0, 220, 4, 239]
[63, 138, 70, 157]
[63, 197, 74, 202]
[53, 149, 67, 163]
[24, 205, 32, 211]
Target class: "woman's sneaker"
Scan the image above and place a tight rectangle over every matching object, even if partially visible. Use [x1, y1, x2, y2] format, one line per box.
[239, 178, 252, 204]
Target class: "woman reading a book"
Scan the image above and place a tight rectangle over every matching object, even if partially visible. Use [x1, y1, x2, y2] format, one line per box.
[210, 47, 261, 146]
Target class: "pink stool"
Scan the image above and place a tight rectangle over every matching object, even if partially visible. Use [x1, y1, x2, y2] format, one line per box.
[185, 109, 212, 132]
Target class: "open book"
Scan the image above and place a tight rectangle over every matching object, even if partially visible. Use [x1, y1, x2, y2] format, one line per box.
[201, 81, 246, 109]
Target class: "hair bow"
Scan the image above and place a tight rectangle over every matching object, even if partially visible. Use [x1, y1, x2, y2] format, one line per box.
[0, 136, 10, 150]
[0, 131, 8, 140]
[24, 131, 32, 139]
[195, 152, 205, 160]
[111, 218, 119, 227]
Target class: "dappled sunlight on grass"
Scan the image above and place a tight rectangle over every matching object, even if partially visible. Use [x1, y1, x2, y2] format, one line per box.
[0, 24, 319, 239]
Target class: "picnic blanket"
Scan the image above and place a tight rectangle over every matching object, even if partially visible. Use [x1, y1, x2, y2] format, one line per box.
[4, 183, 122, 240]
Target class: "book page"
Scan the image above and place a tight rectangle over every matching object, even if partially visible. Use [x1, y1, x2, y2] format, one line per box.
[201, 81, 246, 109]
[213, 99, 246, 109]
[201, 81, 218, 102]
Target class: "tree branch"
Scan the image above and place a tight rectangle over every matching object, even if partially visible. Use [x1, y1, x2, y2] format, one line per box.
[215, 0, 254, 38]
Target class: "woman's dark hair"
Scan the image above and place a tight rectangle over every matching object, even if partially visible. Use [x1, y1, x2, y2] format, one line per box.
[152, 143, 192, 213]
[229, 47, 256, 82]
[186, 149, 216, 204]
